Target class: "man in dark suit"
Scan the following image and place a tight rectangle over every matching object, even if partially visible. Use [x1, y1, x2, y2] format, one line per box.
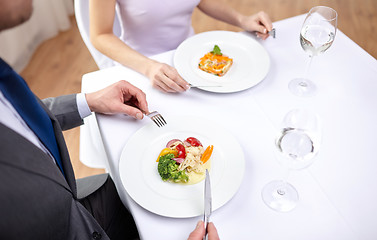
[0, 0, 146, 239]
[0, 0, 219, 239]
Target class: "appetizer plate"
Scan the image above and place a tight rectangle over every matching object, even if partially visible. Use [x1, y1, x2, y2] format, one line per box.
[119, 115, 245, 218]
[174, 30, 270, 93]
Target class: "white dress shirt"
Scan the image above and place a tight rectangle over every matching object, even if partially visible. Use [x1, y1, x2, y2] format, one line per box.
[0, 90, 91, 159]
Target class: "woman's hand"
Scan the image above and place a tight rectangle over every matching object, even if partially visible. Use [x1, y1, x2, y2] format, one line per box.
[197, 0, 273, 40]
[146, 61, 190, 93]
[85, 80, 149, 120]
[240, 11, 273, 40]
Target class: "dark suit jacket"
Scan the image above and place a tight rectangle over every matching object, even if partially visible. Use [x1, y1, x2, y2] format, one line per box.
[0, 94, 109, 240]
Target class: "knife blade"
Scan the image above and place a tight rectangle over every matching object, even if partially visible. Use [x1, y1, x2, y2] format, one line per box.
[203, 169, 212, 240]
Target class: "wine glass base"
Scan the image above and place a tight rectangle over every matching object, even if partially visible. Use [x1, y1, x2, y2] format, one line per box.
[289, 78, 317, 97]
[262, 180, 299, 212]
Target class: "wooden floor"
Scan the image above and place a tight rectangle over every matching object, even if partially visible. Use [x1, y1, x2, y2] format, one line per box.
[20, 0, 377, 179]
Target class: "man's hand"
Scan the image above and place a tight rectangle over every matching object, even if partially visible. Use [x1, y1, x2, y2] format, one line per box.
[188, 221, 220, 240]
[85, 80, 149, 120]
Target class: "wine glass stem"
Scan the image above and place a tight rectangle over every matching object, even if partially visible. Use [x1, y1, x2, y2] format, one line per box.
[277, 167, 291, 195]
[300, 56, 314, 86]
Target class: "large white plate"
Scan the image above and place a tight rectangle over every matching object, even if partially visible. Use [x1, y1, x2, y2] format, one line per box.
[119, 115, 245, 218]
[174, 31, 270, 93]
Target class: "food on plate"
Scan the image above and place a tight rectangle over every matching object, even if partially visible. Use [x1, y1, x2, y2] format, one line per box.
[157, 137, 214, 184]
[198, 45, 233, 77]
[201, 145, 213, 164]
[157, 154, 189, 183]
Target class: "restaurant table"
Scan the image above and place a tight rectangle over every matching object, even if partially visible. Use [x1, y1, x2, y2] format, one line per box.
[81, 15, 377, 240]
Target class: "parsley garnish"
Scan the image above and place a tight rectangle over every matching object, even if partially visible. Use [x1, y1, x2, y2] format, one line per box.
[210, 45, 222, 56]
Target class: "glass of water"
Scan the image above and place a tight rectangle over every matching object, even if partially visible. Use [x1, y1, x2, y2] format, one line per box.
[262, 109, 321, 212]
[289, 6, 338, 97]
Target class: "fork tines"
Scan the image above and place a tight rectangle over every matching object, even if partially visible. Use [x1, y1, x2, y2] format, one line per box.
[147, 111, 167, 127]
[269, 28, 276, 38]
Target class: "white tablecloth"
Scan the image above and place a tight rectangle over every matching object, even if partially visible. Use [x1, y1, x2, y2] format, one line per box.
[81, 15, 377, 240]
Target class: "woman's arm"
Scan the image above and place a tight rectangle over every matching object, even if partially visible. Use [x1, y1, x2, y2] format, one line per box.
[197, 0, 273, 39]
[89, 0, 189, 92]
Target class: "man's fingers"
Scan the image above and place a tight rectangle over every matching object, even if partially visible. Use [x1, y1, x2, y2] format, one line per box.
[120, 81, 149, 113]
[117, 103, 144, 119]
[187, 221, 205, 240]
[207, 222, 220, 240]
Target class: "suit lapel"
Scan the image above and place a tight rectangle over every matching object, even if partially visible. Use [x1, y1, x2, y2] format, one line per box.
[0, 123, 72, 192]
[38, 99, 78, 197]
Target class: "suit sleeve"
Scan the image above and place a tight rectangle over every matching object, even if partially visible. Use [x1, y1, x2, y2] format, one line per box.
[42, 94, 83, 131]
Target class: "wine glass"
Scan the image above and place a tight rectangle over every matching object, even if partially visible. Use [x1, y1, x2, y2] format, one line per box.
[262, 109, 321, 212]
[289, 6, 338, 97]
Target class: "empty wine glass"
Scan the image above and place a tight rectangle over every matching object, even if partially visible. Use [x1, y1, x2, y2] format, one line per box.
[262, 109, 321, 212]
[289, 6, 338, 97]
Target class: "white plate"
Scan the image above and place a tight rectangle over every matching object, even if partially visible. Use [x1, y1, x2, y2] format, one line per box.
[174, 31, 270, 93]
[119, 115, 245, 218]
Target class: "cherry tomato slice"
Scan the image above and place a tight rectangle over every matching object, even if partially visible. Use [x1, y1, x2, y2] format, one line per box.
[185, 137, 203, 147]
[176, 144, 186, 159]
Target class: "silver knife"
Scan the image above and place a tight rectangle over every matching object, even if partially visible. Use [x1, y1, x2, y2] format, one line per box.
[189, 84, 222, 88]
[203, 169, 212, 240]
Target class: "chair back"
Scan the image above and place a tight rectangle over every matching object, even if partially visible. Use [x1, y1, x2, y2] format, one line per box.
[74, 0, 121, 69]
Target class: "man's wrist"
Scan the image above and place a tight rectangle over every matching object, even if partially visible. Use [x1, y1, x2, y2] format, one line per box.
[76, 93, 92, 119]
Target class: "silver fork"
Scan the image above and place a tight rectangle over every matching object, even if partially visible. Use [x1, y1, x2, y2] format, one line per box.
[146, 111, 167, 127]
[268, 28, 276, 38]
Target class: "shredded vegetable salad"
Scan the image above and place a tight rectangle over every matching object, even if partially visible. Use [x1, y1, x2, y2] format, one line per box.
[157, 137, 214, 184]
[198, 45, 233, 77]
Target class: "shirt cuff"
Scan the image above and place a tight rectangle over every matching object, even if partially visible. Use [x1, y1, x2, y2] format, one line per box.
[76, 93, 92, 119]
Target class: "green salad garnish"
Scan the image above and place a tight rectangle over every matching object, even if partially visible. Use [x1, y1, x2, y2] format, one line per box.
[157, 154, 188, 183]
[210, 45, 223, 56]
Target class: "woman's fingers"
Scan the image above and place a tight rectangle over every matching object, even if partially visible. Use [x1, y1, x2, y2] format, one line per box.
[150, 63, 189, 93]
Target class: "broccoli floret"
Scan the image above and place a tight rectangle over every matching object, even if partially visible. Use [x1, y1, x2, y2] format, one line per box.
[170, 170, 189, 183]
[158, 154, 188, 183]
